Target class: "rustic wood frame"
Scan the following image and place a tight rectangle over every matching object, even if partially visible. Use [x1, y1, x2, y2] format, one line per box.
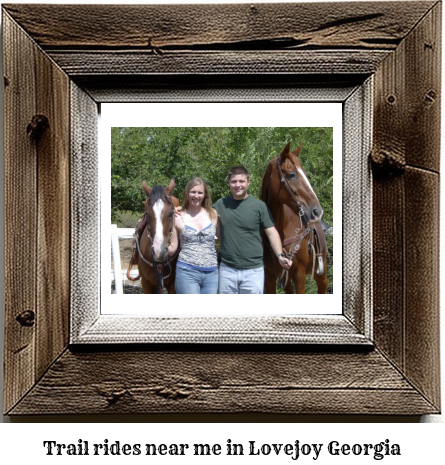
[2, 2, 441, 415]
[75, 87, 370, 346]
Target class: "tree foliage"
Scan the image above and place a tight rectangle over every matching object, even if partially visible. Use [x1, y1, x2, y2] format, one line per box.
[111, 127, 334, 226]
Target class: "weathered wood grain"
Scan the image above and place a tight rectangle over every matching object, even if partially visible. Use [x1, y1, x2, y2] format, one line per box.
[2, 2, 435, 49]
[404, 2, 441, 172]
[8, 349, 437, 415]
[34, 36, 71, 382]
[3, 12, 38, 414]
[372, 13, 408, 374]
[74, 315, 371, 345]
[372, 174, 405, 369]
[372, 2, 441, 173]
[371, 2, 441, 412]
[78, 75, 364, 103]
[3, 10, 72, 413]
[342, 80, 373, 336]
[70, 83, 99, 338]
[404, 167, 440, 408]
[372, 168, 440, 412]
[47, 50, 390, 76]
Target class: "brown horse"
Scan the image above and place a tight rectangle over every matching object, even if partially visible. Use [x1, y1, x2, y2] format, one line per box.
[261, 143, 328, 294]
[127, 178, 179, 294]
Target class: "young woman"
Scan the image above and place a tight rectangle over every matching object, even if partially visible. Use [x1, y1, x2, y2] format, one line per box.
[169, 177, 219, 294]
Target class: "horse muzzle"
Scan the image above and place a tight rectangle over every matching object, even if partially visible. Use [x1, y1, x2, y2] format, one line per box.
[301, 204, 323, 226]
[151, 246, 169, 263]
[310, 203, 323, 219]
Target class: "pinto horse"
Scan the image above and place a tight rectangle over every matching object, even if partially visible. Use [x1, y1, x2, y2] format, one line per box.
[127, 178, 179, 294]
[261, 143, 328, 294]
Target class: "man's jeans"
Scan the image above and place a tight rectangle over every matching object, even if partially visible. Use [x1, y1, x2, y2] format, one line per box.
[218, 262, 264, 294]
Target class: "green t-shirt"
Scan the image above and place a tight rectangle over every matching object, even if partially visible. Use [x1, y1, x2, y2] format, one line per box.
[213, 195, 274, 269]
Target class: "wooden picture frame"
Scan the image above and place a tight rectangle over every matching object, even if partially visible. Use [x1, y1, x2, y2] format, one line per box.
[2, 2, 441, 415]
[77, 94, 365, 345]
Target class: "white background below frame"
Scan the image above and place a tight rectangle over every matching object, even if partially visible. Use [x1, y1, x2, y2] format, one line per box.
[100, 102, 343, 316]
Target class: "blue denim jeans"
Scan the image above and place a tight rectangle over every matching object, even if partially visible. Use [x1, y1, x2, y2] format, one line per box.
[175, 263, 219, 294]
[218, 262, 264, 294]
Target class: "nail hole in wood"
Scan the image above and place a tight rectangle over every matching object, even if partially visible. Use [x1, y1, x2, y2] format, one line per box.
[425, 90, 436, 105]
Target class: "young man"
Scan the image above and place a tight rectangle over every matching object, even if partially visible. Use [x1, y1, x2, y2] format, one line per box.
[213, 166, 292, 294]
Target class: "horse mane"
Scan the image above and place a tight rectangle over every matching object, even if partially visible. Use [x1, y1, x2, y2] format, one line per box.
[148, 185, 173, 208]
[261, 158, 277, 205]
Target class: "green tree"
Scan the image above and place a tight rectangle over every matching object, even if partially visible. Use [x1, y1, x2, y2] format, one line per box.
[111, 126, 334, 223]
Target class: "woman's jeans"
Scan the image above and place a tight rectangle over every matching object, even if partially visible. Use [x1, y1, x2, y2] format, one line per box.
[175, 263, 218, 294]
[218, 262, 264, 294]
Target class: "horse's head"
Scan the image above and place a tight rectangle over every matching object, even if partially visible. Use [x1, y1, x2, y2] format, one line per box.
[264, 142, 323, 226]
[142, 178, 179, 262]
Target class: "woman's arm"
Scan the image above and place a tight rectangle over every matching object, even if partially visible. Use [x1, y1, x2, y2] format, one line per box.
[168, 226, 179, 256]
[174, 208, 185, 233]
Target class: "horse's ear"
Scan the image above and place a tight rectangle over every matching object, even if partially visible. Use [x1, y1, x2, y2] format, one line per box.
[142, 180, 151, 197]
[279, 142, 291, 163]
[165, 178, 175, 195]
[291, 143, 303, 158]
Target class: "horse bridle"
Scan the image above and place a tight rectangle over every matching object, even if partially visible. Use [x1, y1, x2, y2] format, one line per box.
[134, 207, 176, 294]
[276, 156, 310, 226]
[275, 157, 324, 287]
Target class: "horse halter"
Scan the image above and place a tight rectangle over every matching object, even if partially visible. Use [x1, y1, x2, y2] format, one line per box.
[276, 157, 309, 226]
[134, 202, 176, 294]
[143, 211, 174, 243]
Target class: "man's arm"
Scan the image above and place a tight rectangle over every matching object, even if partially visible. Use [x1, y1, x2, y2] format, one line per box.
[264, 226, 292, 269]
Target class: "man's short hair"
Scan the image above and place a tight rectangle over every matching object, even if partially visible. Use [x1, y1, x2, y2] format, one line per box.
[227, 165, 250, 182]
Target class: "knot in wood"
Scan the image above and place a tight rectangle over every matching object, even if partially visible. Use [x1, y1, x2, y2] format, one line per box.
[370, 148, 405, 177]
[16, 310, 35, 327]
[105, 389, 128, 405]
[96, 385, 130, 405]
[154, 386, 191, 400]
[27, 114, 49, 140]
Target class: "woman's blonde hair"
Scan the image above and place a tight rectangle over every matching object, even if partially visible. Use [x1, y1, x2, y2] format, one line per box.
[182, 177, 217, 220]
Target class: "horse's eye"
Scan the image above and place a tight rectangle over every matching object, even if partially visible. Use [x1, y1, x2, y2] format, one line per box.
[285, 171, 297, 179]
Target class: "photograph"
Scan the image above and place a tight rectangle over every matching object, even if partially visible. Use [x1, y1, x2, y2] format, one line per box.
[101, 103, 342, 318]
[110, 127, 334, 298]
